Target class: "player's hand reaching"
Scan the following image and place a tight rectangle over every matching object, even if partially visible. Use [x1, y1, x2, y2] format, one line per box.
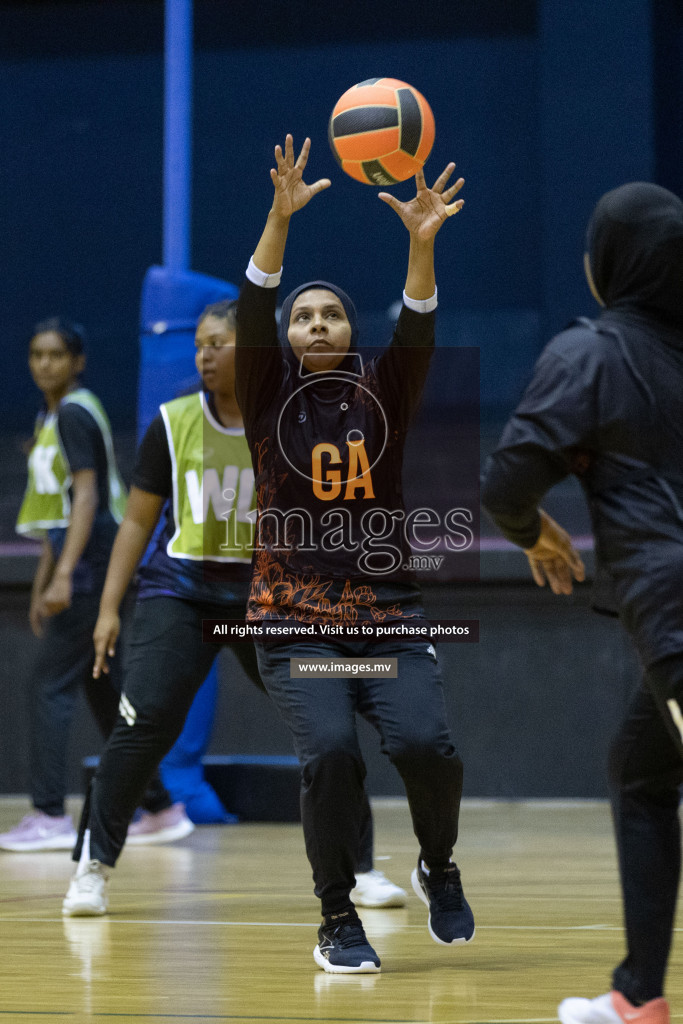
[270, 135, 331, 219]
[524, 509, 586, 595]
[92, 609, 120, 678]
[378, 164, 464, 240]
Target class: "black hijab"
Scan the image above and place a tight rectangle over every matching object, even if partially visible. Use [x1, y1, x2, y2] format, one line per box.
[585, 182, 683, 332]
[277, 280, 360, 376]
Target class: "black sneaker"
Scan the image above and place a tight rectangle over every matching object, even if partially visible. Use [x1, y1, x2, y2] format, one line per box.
[411, 859, 475, 946]
[313, 911, 381, 974]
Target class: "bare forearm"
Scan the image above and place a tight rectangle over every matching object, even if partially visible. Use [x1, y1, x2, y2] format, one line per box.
[31, 542, 55, 599]
[379, 164, 462, 298]
[54, 488, 97, 578]
[99, 518, 154, 614]
[405, 236, 436, 300]
[252, 210, 291, 274]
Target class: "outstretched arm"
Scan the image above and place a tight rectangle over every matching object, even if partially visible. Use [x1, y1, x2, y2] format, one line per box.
[482, 454, 585, 596]
[252, 135, 331, 274]
[237, 135, 331, 420]
[378, 164, 464, 300]
[374, 164, 464, 425]
[481, 336, 601, 596]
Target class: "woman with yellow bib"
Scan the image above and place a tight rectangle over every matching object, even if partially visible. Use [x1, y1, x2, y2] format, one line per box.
[0, 318, 185, 853]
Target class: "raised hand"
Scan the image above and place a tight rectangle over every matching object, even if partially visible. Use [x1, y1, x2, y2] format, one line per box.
[270, 135, 331, 219]
[378, 164, 464, 240]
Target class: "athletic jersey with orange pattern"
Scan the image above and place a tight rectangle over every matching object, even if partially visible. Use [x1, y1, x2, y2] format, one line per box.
[235, 275, 435, 626]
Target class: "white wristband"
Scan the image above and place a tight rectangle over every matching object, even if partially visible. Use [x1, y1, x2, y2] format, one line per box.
[403, 287, 438, 313]
[246, 256, 283, 289]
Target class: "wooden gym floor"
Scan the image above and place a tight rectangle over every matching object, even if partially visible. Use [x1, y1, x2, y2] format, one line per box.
[0, 798, 680, 1023]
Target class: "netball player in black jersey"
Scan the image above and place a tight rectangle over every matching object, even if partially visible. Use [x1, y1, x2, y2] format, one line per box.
[235, 135, 473, 973]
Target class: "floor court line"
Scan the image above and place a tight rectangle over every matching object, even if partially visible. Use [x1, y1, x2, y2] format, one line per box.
[0, 916, 644, 931]
[1, 1016, 682, 1024]
[0, 1016, 560, 1023]
[0, 1014, 438, 1022]
[0, 892, 625, 904]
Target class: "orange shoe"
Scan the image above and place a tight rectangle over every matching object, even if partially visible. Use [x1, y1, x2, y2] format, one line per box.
[558, 992, 669, 1024]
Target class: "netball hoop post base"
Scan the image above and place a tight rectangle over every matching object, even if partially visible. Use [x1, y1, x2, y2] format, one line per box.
[82, 754, 301, 823]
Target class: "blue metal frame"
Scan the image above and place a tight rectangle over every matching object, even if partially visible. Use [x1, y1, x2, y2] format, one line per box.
[163, 0, 193, 272]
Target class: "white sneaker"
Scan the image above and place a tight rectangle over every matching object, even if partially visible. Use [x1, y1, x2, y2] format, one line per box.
[351, 869, 407, 908]
[558, 992, 670, 1024]
[62, 860, 109, 917]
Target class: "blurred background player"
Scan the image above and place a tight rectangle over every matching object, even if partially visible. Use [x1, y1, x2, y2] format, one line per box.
[62, 299, 405, 915]
[482, 182, 683, 1024]
[1, 317, 186, 853]
[235, 135, 472, 974]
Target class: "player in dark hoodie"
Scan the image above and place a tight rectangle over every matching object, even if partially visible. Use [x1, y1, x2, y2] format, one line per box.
[235, 134, 473, 974]
[481, 182, 683, 1024]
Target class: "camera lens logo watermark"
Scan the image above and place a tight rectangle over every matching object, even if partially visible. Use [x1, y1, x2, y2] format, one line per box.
[276, 372, 389, 486]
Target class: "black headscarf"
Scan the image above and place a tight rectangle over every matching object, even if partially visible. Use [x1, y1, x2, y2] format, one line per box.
[277, 280, 360, 376]
[585, 182, 683, 332]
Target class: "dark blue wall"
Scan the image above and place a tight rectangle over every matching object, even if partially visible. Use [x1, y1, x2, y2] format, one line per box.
[0, 0, 680, 433]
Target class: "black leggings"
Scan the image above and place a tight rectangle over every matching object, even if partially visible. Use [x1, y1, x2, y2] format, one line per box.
[609, 651, 683, 1003]
[31, 592, 168, 817]
[255, 638, 463, 917]
[76, 597, 376, 871]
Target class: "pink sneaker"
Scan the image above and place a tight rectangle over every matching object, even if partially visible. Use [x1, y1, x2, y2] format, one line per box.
[126, 803, 194, 846]
[0, 811, 77, 852]
[558, 992, 670, 1024]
